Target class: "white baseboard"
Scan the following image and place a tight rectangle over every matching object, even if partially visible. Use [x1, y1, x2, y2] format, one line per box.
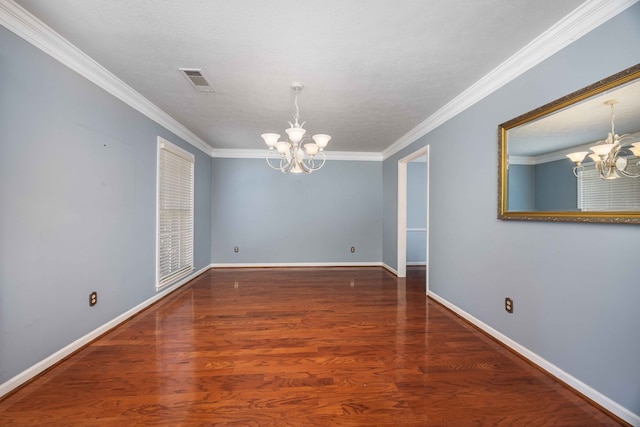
[0, 264, 210, 399]
[210, 261, 384, 268]
[210, 262, 402, 279]
[428, 291, 640, 426]
[382, 263, 398, 276]
[406, 262, 426, 266]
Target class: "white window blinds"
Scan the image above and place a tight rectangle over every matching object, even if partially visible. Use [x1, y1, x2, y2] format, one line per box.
[578, 161, 640, 211]
[157, 138, 194, 288]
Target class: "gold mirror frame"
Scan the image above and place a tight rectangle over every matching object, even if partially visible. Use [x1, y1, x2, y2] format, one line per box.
[498, 63, 640, 224]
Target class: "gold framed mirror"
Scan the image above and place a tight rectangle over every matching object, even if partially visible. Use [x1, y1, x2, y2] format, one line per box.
[498, 63, 640, 224]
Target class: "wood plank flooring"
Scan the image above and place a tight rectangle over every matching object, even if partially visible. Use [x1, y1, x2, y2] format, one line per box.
[0, 267, 626, 426]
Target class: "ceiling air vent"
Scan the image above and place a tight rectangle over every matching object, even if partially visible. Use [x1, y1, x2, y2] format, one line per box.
[179, 68, 214, 93]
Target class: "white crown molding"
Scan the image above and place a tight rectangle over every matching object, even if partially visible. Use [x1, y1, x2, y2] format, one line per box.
[382, 0, 639, 160]
[535, 146, 589, 165]
[0, 0, 214, 157]
[211, 148, 383, 161]
[428, 291, 640, 426]
[508, 155, 538, 166]
[322, 151, 383, 161]
[210, 148, 265, 159]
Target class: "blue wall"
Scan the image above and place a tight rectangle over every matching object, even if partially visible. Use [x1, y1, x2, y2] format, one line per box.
[407, 162, 426, 263]
[382, 4, 640, 415]
[0, 26, 212, 384]
[507, 164, 535, 211]
[535, 159, 577, 211]
[211, 158, 382, 264]
[508, 160, 578, 211]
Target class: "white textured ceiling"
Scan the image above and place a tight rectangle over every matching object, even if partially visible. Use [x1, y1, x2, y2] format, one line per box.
[15, 0, 585, 153]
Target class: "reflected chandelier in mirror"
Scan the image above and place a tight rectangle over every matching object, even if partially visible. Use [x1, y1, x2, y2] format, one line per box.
[498, 63, 640, 224]
[566, 99, 640, 180]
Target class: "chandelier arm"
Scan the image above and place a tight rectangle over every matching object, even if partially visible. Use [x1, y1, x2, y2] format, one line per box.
[266, 150, 284, 171]
[281, 158, 295, 173]
[617, 168, 640, 178]
[302, 154, 324, 172]
[299, 160, 312, 174]
[572, 165, 583, 178]
[601, 163, 614, 179]
[312, 151, 326, 170]
[301, 158, 316, 172]
[618, 135, 636, 146]
[594, 160, 603, 173]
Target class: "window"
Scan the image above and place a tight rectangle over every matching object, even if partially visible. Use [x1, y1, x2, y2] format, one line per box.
[578, 161, 640, 211]
[157, 137, 194, 289]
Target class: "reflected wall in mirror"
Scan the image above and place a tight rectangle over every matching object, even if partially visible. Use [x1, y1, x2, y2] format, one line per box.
[498, 63, 640, 223]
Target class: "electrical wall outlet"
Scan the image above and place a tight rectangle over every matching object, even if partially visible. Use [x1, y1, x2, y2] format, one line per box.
[350, 246, 355, 253]
[89, 292, 97, 307]
[505, 297, 513, 313]
[234, 246, 239, 253]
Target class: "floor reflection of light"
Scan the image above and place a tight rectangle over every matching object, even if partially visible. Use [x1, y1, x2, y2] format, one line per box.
[154, 288, 196, 411]
[396, 278, 407, 369]
[350, 279, 355, 288]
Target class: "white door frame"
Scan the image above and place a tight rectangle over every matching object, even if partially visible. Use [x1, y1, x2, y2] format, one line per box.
[397, 146, 430, 293]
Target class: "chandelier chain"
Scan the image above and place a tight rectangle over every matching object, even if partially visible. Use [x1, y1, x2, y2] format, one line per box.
[293, 91, 300, 127]
[610, 103, 615, 136]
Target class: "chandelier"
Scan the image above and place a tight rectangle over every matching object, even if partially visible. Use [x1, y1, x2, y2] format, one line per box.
[261, 82, 331, 174]
[566, 99, 640, 180]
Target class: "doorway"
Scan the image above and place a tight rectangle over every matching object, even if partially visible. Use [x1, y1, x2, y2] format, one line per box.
[397, 146, 429, 293]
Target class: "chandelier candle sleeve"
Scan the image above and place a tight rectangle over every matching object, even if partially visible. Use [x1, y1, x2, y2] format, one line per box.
[261, 82, 331, 174]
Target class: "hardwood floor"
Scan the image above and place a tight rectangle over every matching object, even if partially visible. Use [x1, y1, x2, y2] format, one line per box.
[0, 267, 626, 426]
